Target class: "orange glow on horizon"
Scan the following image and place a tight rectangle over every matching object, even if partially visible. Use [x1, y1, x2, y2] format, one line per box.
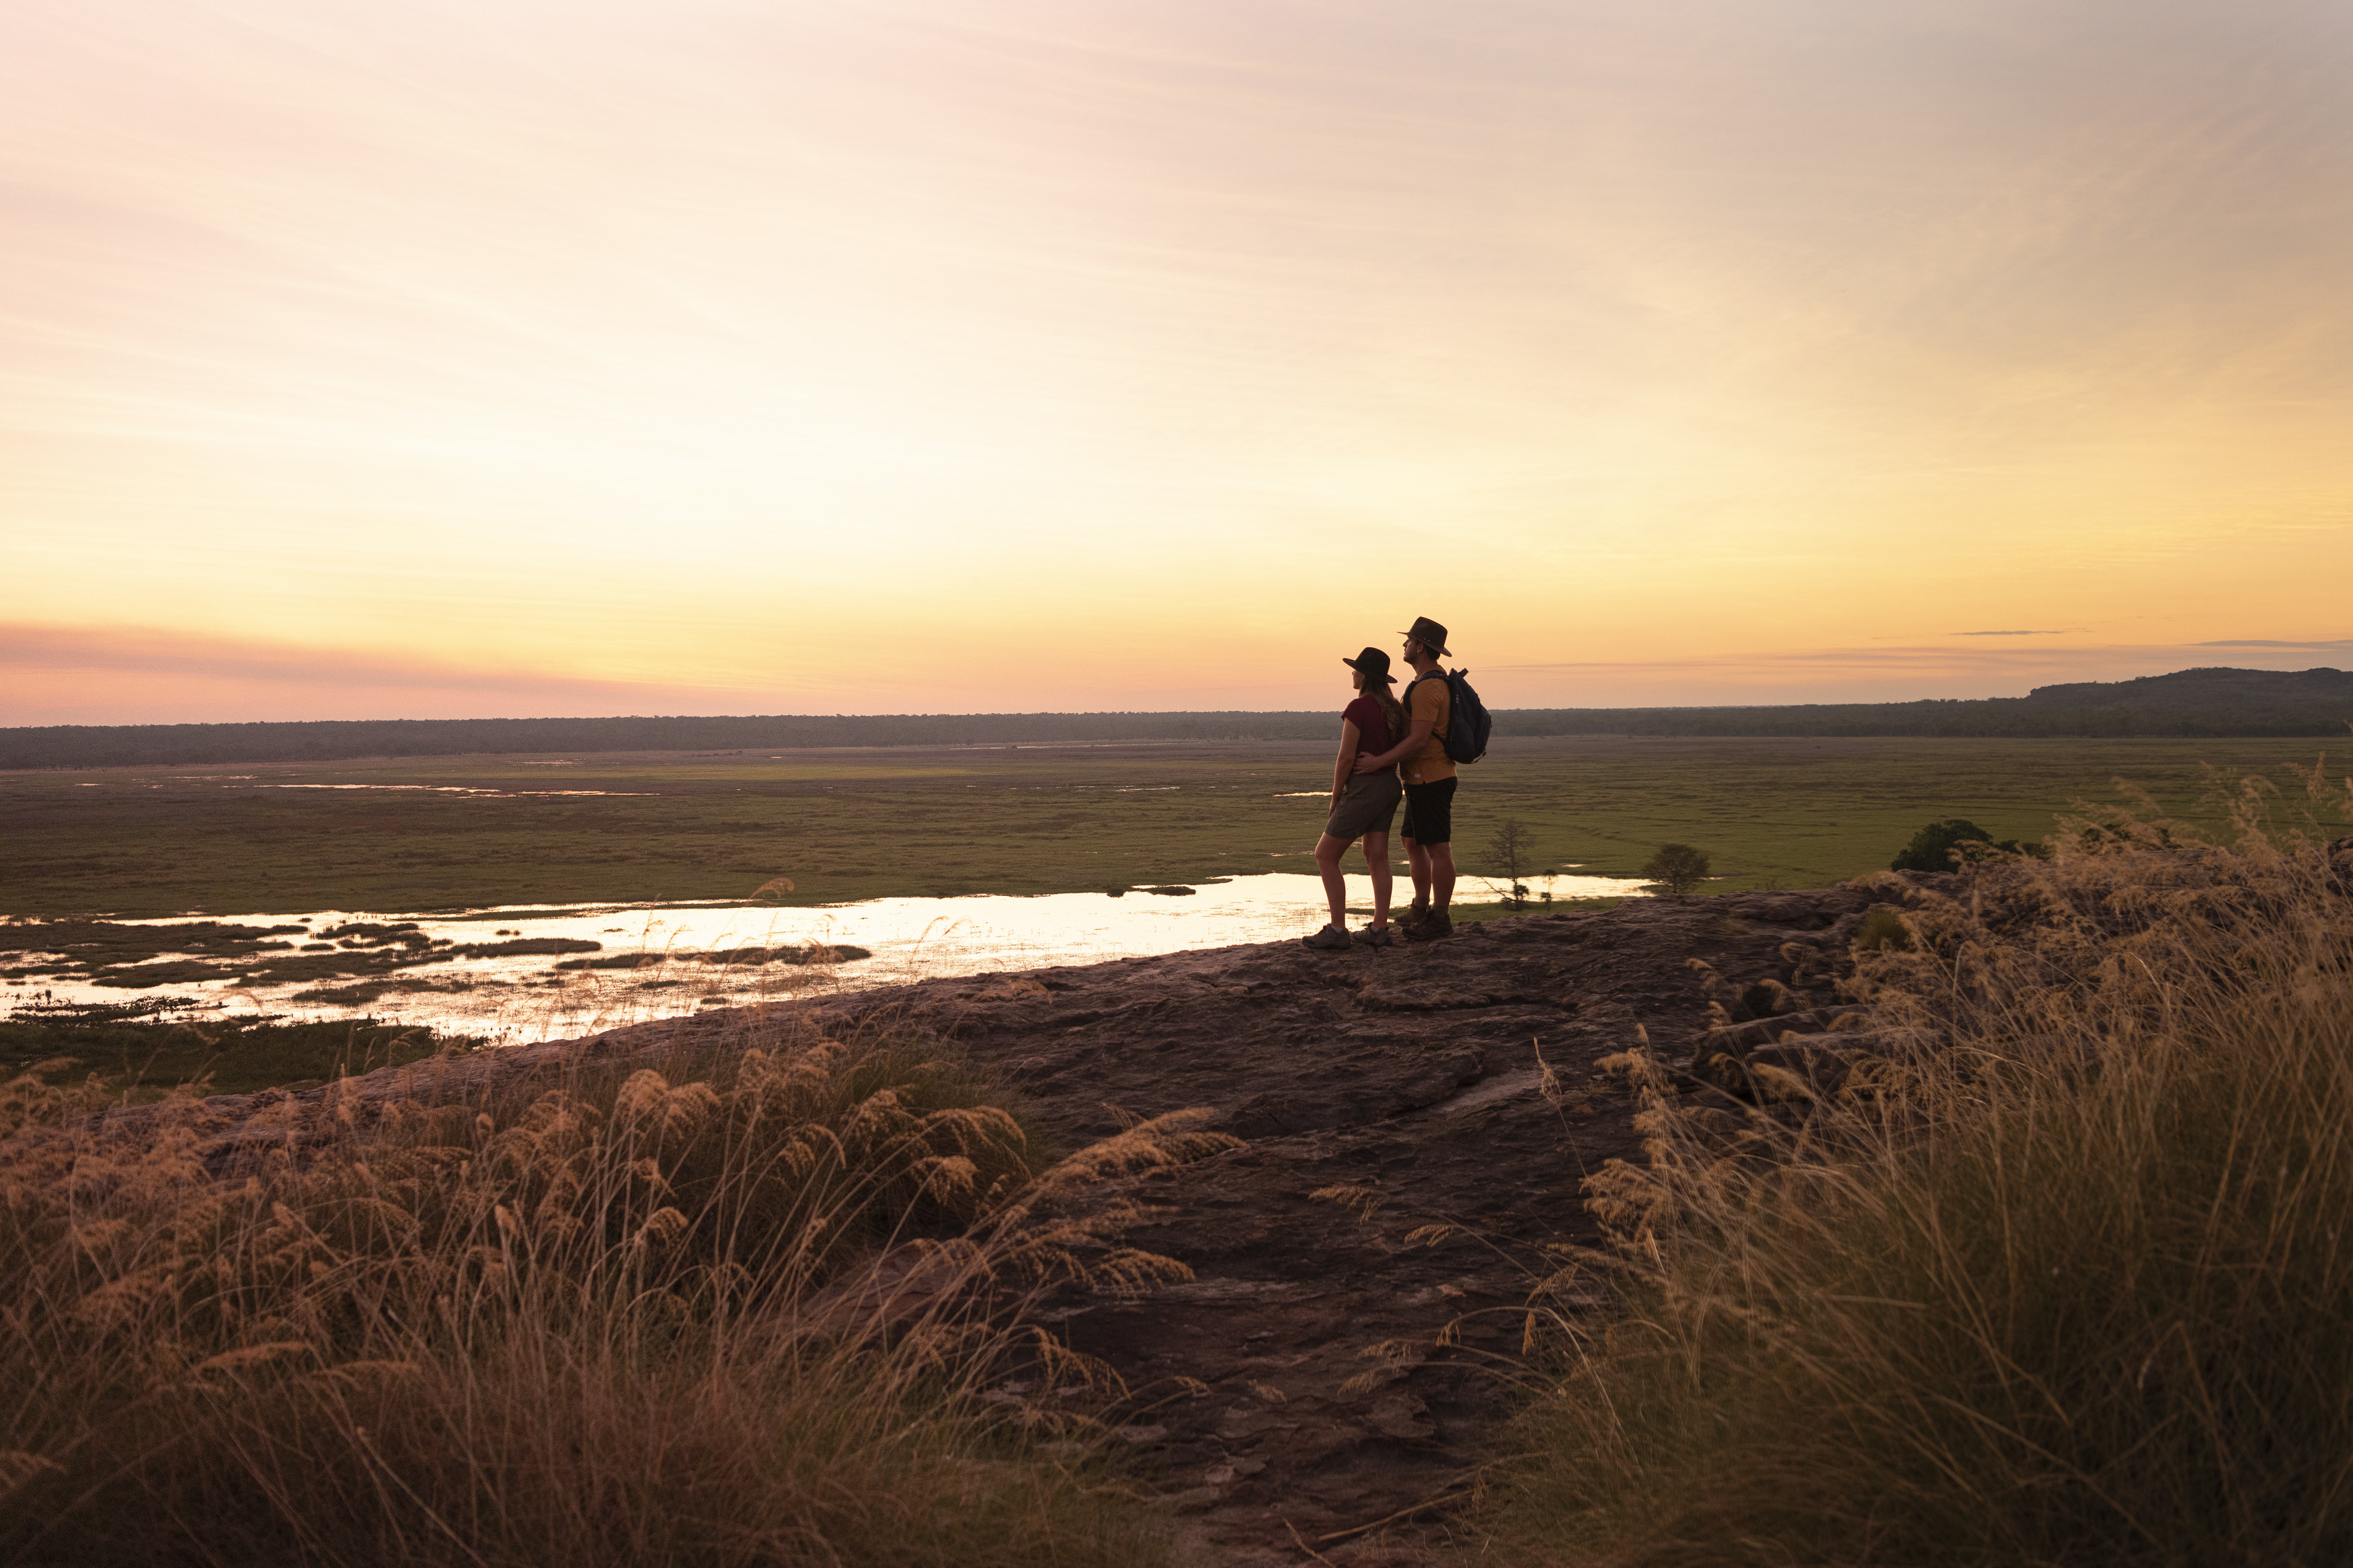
[4, 0, 2348, 724]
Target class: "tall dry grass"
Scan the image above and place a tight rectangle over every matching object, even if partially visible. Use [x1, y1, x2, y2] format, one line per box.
[0, 1016, 1221, 1567]
[1491, 766, 2353, 1566]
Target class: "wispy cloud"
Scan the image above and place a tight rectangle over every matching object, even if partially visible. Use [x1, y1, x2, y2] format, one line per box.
[3, 0, 2350, 720]
[0, 624, 753, 727]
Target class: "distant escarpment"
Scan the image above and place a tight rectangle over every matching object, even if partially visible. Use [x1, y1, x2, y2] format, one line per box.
[1503, 665, 2353, 740]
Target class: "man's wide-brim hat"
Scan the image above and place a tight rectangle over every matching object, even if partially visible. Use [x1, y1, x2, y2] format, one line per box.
[1399, 616, 1451, 659]
[1343, 646, 1396, 684]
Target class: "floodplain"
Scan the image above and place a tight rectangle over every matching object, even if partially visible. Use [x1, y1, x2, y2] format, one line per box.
[7, 732, 2338, 1099]
[5, 733, 2342, 918]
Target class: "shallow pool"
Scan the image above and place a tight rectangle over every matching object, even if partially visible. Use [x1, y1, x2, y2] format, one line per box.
[4, 871, 1649, 1041]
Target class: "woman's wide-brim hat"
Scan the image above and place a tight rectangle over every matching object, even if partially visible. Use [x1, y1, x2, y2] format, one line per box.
[1399, 616, 1451, 658]
[1343, 646, 1397, 684]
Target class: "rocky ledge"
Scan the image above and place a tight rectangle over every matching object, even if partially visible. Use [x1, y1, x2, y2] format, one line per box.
[61, 878, 1938, 1564]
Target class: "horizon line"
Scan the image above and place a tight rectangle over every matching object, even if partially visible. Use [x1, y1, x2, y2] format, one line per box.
[7, 663, 2350, 733]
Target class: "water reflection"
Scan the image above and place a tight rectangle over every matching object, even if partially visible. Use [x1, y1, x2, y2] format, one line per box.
[5, 871, 1648, 1042]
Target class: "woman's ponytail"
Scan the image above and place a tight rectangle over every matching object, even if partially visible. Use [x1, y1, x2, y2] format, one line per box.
[1373, 683, 1407, 746]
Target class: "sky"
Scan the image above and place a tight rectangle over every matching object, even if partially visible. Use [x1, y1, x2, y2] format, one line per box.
[4, 0, 2350, 724]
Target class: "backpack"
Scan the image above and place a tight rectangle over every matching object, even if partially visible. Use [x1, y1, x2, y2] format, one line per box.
[1405, 669, 1493, 765]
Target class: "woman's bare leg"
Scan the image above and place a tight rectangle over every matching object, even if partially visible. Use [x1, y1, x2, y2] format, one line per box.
[1361, 830, 1392, 925]
[1314, 833, 1351, 930]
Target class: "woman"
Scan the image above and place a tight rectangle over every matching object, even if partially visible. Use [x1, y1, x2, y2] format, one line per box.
[1302, 646, 1407, 950]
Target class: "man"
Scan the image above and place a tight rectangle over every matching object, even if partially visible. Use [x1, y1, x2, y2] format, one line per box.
[1352, 615, 1457, 940]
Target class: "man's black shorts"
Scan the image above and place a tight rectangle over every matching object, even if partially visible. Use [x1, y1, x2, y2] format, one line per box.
[1401, 778, 1457, 844]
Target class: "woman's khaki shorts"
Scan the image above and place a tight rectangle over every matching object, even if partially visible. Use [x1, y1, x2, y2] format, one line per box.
[1325, 770, 1402, 841]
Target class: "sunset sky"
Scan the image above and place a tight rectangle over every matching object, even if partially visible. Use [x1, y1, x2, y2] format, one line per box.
[5, 0, 2349, 724]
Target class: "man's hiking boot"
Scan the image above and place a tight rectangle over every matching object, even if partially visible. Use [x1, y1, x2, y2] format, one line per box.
[1352, 923, 1395, 948]
[1302, 923, 1352, 952]
[1404, 911, 1454, 942]
[1399, 899, 1431, 932]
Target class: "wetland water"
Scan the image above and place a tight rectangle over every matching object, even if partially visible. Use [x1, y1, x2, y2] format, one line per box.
[4, 871, 1650, 1041]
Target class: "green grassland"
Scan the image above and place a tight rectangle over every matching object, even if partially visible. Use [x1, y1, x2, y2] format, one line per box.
[2, 735, 2344, 918]
[0, 1013, 483, 1100]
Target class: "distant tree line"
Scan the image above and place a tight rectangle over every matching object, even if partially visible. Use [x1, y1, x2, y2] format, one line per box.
[1496, 666, 2353, 741]
[5, 667, 2346, 770]
[0, 712, 1342, 770]
[1492, 702, 2352, 741]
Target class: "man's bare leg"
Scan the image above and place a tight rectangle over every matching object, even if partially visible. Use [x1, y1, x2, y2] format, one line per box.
[1361, 830, 1392, 925]
[1426, 841, 1457, 915]
[1403, 836, 1433, 916]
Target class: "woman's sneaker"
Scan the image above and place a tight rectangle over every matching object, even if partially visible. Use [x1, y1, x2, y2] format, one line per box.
[1302, 923, 1353, 952]
[1352, 923, 1395, 948]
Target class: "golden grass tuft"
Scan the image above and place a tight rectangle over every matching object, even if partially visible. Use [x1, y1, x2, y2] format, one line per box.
[1489, 765, 2353, 1565]
[0, 1016, 1213, 1567]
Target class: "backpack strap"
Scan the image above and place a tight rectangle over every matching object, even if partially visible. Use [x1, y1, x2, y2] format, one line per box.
[1401, 669, 1446, 745]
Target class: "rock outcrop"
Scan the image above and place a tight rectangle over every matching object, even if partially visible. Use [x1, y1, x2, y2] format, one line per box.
[58, 880, 1939, 1564]
[770, 882, 1913, 1563]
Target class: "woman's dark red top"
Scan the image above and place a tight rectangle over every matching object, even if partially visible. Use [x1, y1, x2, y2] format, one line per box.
[1342, 695, 1393, 759]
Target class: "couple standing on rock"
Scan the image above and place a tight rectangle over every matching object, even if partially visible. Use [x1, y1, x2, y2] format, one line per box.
[1303, 615, 1459, 951]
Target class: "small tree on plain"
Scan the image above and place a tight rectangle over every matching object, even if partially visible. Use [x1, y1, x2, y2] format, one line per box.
[1486, 817, 1538, 907]
[1890, 818, 1993, 872]
[1642, 842, 1710, 895]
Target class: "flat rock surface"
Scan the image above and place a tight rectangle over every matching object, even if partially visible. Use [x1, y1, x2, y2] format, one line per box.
[730, 885, 1880, 1563]
[63, 884, 1896, 1564]
[931, 889, 1876, 1563]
